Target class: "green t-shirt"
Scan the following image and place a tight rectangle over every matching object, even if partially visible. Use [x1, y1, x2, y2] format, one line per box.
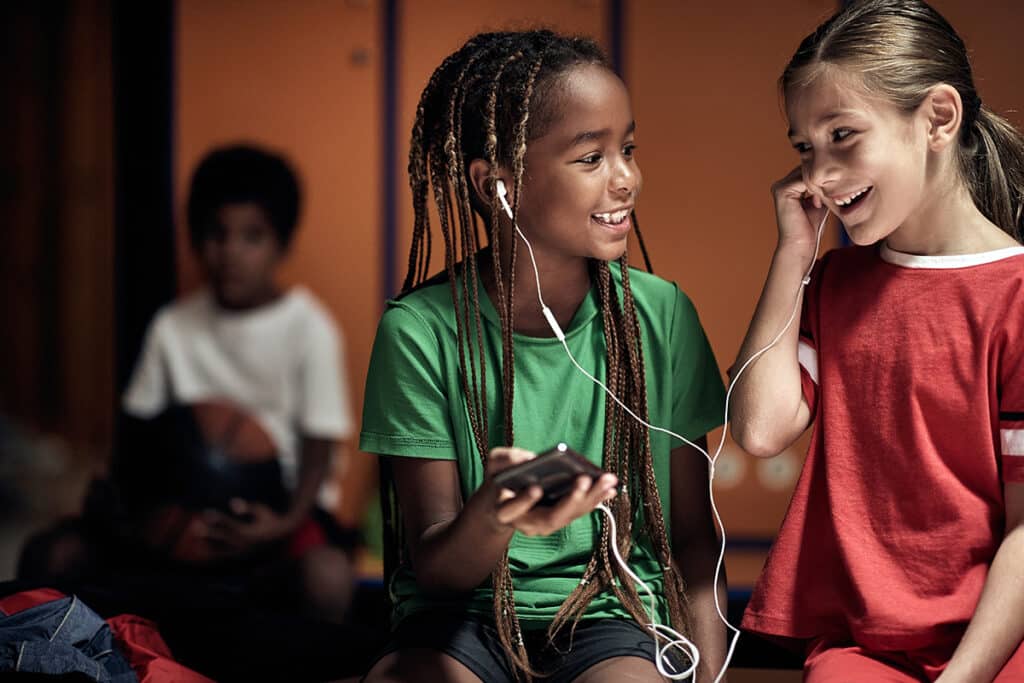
[360, 262, 726, 628]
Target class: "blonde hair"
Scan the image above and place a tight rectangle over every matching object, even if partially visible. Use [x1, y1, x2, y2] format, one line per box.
[783, 0, 1024, 240]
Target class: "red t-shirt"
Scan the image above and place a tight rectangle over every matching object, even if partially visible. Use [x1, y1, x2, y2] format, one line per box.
[742, 243, 1024, 652]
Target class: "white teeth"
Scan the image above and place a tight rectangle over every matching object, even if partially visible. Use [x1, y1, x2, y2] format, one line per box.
[594, 210, 629, 224]
[835, 187, 869, 206]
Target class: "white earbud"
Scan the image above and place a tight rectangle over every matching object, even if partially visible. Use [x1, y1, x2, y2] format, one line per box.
[496, 179, 514, 220]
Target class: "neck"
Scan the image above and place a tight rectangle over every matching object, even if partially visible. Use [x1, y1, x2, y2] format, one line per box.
[481, 243, 593, 338]
[886, 170, 1017, 256]
[213, 283, 282, 311]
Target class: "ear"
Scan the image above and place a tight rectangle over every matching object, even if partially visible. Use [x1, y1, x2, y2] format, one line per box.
[467, 159, 511, 211]
[923, 84, 962, 152]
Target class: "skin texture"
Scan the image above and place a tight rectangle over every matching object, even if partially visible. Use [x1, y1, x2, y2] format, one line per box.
[730, 68, 1024, 682]
[366, 64, 726, 682]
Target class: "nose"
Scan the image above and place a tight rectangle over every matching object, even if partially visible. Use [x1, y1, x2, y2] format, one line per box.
[218, 231, 245, 259]
[610, 155, 640, 198]
[804, 152, 838, 193]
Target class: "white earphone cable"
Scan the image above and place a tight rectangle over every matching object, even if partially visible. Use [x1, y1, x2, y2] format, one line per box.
[497, 182, 829, 681]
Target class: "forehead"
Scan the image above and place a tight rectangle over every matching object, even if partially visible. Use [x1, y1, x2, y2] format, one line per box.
[536, 63, 633, 140]
[217, 201, 271, 224]
[785, 70, 883, 133]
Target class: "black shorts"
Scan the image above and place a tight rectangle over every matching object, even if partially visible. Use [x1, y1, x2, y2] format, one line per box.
[367, 611, 690, 682]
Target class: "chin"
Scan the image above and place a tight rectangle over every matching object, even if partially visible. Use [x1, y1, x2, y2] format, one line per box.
[844, 222, 895, 248]
[213, 286, 251, 308]
[846, 232, 879, 247]
[593, 241, 629, 263]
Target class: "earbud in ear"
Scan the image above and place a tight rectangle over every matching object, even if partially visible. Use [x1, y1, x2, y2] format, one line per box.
[495, 179, 514, 220]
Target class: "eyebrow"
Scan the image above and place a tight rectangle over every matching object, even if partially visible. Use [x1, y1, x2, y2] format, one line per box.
[787, 110, 857, 138]
[568, 121, 636, 147]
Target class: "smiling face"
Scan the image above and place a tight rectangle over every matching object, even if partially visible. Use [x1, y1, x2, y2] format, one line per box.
[786, 69, 932, 246]
[509, 63, 641, 264]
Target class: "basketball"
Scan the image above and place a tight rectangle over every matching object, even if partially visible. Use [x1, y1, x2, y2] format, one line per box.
[147, 400, 289, 514]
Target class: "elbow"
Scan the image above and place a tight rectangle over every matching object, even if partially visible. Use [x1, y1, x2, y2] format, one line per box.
[732, 423, 788, 459]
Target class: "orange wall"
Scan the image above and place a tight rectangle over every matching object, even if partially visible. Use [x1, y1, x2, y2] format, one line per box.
[175, 1, 1024, 538]
[626, 1, 841, 537]
[934, 0, 1023, 132]
[175, 0, 382, 523]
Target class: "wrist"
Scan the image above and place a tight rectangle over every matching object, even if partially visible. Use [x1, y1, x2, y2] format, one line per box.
[467, 482, 515, 536]
[774, 236, 817, 263]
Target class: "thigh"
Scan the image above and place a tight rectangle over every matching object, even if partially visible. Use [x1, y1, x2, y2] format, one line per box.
[299, 546, 353, 596]
[363, 648, 484, 683]
[571, 655, 665, 683]
[363, 612, 514, 683]
[541, 619, 690, 683]
[804, 640, 920, 683]
[298, 546, 354, 622]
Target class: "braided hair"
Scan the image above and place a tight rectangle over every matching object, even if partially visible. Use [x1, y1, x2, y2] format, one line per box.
[393, 29, 689, 679]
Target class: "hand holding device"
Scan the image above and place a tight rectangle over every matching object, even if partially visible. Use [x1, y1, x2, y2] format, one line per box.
[492, 442, 605, 506]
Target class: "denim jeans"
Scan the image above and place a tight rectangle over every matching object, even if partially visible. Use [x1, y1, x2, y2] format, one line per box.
[0, 594, 136, 682]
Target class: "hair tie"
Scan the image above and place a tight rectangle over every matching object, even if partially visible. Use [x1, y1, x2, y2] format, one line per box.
[969, 93, 983, 127]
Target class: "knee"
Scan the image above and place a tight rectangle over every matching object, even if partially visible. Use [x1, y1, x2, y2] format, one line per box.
[299, 546, 355, 622]
[17, 522, 95, 581]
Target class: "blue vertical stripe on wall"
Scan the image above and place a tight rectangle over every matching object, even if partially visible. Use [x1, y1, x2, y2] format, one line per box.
[609, 0, 624, 78]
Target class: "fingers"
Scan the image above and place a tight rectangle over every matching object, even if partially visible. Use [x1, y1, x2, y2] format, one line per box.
[771, 166, 806, 196]
[512, 473, 619, 537]
[202, 510, 243, 546]
[495, 485, 544, 524]
[487, 446, 537, 476]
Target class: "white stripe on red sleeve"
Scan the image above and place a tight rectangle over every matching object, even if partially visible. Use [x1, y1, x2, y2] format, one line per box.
[1000, 413, 1024, 456]
[798, 340, 819, 385]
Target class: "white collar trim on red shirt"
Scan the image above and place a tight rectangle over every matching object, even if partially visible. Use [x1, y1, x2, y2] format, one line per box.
[879, 243, 1024, 269]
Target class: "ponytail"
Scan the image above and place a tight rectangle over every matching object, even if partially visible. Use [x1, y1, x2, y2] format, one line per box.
[961, 106, 1024, 241]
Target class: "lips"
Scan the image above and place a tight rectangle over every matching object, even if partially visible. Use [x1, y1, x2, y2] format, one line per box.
[591, 207, 632, 232]
[831, 186, 872, 213]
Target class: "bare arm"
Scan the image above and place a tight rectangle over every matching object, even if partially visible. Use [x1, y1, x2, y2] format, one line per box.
[936, 482, 1024, 682]
[284, 436, 335, 527]
[390, 449, 618, 595]
[671, 437, 727, 683]
[204, 436, 337, 552]
[390, 457, 511, 594]
[730, 167, 825, 457]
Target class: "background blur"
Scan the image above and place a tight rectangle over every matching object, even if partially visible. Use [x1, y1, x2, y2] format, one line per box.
[1, 0, 1022, 673]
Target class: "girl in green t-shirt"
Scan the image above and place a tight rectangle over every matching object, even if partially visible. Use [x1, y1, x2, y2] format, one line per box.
[361, 30, 727, 683]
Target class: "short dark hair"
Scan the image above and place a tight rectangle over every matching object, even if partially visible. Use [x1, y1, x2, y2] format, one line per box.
[186, 144, 302, 250]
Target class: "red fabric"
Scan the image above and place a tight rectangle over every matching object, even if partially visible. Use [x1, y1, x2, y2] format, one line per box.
[0, 588, 212, 683]
[107, 614, 215, 683]
[287, 514, 328, 558]
[0, 587, 66, 615]
[804, 636, 1024, 682]
[743, 246, 1024, 652]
